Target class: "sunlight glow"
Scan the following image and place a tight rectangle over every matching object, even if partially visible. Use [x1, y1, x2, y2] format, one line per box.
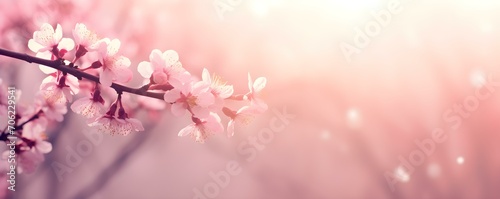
[470, 70, 486, 88]
[395, 166, 410, 182]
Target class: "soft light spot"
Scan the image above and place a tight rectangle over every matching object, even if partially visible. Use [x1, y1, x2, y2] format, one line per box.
[249, 0, 270, 18]
[347, 108, 361, 128]
[395, 166, 410, 182]
[480, 22, 493, 33]
[470, 70, 486, 88]
[320, 130, 331, 140]
[347, 109, 358, 121]
[457, 156, 464, 165]
[427, 163, 441, 178]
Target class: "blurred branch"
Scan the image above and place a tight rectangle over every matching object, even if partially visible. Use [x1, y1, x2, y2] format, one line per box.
[0, 47, 167, 100]
[71, 123, 156, 199]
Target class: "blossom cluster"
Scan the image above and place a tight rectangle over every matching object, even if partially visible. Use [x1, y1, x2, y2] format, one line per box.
[0, 23, 267, 174]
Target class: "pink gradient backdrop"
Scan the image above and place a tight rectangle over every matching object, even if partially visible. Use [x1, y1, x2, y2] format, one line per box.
[1, 0, 500, 198]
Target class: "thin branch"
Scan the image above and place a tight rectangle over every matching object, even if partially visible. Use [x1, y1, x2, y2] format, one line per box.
[0, 47, 165, 100]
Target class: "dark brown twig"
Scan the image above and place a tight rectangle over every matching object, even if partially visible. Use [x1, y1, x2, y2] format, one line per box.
[0, 47, 165, 100]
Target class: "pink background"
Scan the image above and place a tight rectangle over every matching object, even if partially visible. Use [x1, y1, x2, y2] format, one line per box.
[1, 0, 500, 198]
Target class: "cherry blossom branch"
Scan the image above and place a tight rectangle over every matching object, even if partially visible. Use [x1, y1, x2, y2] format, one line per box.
[0, 47, 166, 100]
[15, 111, 41, 130]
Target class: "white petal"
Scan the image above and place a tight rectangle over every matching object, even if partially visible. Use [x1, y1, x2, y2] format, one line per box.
[127, 118, 144, 131]
[191, 81, 210, 94]
[28, 39, 44, 53]
[247, 73, 253, 91]
[66, 75, 80, 94]
[39, 65, 57, 74]
[137, 61, 154, 78]
[59, 38, 75, 51]
[218, 85, 234, 99]
[73, 23, 85, 44]
[253, 77, 267, 92]
[163, 50, 179, 66]
[107, 39, 121, 56]
[227, 120, 235, 137]
[178, 124, 196, 137]
[54, 24, 63, 43]
[70, 97, 90, 113]
[36, 141, 53, 154]
[202, 68, 211, 83]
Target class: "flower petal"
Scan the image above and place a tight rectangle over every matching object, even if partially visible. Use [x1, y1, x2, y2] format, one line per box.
[137, 61, 154, 78]
[253, 77, 267, 92]
[100, 69, 114, 87]
[191, 106, 210, 118]
[114, 66, 133, 83]
[171, 103, 187, 117]
[163, 90, 181, 103]
[153, 71, 168, 84]
[36, 141, 53, 154]
[149, 49, 164, 68]
[218, 85, 234, 99]
[163, 50, 179, 66]
[247, 73, 253, 91]
[107, 39, 121, 56]
[227, 120, 235, 137]
[54, 24, 63, 43]
[28, 39, 44, 53]
[127, 118, 145, 131]
[196, 92, 215, 107]
[39, 65, 57, 74]
[178, 124, 197, 137]
[202, 68, 211, 83]
[58, 38, 75, 51]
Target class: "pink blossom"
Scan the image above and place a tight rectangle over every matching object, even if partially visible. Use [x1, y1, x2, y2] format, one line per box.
[23, 122, 53, 154]
[202, 68, 234, 99]
[115, 105, 145, 135]
[70, 90, 105, 119]
[223, 106, 260, 137]
[163, 81, 215, 118]
[41, 71, 80, 95]
[118, 118, 144, 136]
[28, 23, 75, 74]
[245, 73, 268, 111]
[13, 150, 45, 174]
[18, 108, 48, 131]
[0, 139, 47, 174]
[73, 23, 101, 51]
[34, 92, 68, 122]
[39, 81, 73, 104]
[96, 39, 133, 87]
[90, 115, 123, 135]
[90, 114, 144, 136]
[137, 49, 190, 87]
[28, 23, 75, 56]
[90, 96, 144, 136]
[178, 113, 224, 143]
